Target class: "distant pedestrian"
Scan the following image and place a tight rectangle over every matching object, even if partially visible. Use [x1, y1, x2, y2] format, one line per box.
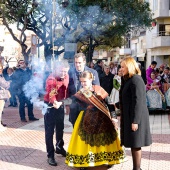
[137, 62, 146, 84]
[161, 67, 170, 93]
[109, 68, 122, 112]
[87, 61, 95, 69]
[94, 59, 104, 78]
[100, 65, 114, 95]
[146, 61, 157, 84]
[120, 57, 152, 170]
[0, 63, 10, 131]
[14, 59, 39, 122]
[100, 65, 115, 114]
[6, 68, 18, 107]
[109, 61, 118, 75]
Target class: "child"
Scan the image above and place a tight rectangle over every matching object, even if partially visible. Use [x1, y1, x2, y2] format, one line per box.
[54, 71, 126, 170]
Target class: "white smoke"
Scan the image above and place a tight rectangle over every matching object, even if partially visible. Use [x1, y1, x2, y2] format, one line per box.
[23, 58, 49, 115]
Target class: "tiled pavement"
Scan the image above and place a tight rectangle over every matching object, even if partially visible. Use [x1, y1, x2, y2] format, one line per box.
[0, 102, 170, 170]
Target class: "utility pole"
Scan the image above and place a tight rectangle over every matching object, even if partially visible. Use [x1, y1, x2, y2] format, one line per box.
[88, 35, 93, 62]
[52, 0, 57, 61]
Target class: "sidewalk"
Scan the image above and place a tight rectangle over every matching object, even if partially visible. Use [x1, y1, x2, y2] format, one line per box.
[0, 102, 170, 170]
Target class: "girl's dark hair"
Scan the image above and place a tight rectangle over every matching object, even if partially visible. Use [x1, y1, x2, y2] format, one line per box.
[151, 61, 157, 65]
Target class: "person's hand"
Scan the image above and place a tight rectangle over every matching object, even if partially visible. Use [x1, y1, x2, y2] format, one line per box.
[131, 123, 138, 131]
[65, 105, 70, 115]
[111, 118, 118, 130]
[53, 101, 62, 109]
[153, 79, 156, 83]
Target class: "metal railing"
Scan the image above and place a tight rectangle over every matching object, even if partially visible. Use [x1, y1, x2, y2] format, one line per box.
[152, 31, 170, 38]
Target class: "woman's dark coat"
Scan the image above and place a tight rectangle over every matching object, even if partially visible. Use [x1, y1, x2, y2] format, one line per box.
[120, 75, 152, 148]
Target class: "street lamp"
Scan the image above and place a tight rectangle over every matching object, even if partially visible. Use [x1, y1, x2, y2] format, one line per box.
[52, 0, 69, 60]
[52, 0, 57, 60]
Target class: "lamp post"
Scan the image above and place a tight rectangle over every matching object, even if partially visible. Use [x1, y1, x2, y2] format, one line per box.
[52, 0, 57, 61]
[51, 0, 69, 61]
[51, 0, 69, 57]
[37, 38, 40, 58]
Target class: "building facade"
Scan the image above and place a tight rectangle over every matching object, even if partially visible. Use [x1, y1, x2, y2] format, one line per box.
[146, 0, 170, 68]
[130, 0, 170, 68]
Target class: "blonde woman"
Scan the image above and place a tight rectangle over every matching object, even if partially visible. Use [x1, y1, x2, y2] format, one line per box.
[120, 57, 152, 170]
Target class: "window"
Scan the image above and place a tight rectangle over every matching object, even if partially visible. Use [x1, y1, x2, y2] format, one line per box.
[153, 0, 158, 11]
[159, 24, 170, 36]
[141, 40, 143, 49]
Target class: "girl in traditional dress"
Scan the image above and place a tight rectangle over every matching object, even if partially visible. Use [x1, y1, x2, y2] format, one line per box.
[146, 71, 166, 109]
[161, 67, 170, 93]
[109, 68, 122, 112]
[54, 71, 126, 170]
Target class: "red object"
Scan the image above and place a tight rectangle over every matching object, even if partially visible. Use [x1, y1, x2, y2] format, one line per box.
[152, 22, 156, 27]
[44, 74, 69, 103]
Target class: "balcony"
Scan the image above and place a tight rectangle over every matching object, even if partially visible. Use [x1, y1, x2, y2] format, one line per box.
[153, 0, 170, 19]
[119, 48, 131, 55]
[152, 31, 170, 48]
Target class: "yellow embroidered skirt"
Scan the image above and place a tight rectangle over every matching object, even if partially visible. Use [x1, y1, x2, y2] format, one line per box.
[65, 111, 126, 168]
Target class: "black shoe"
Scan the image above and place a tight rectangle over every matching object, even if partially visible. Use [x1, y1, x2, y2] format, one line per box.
[29, 117, 39, 121]
[8, 104, 13, 107]
[47, 158, 57, 166]
[21, 119, 27, 122]
[80, 168, 87, 170]
[55, 147, 66, 157]
[13, 104, 18, 107]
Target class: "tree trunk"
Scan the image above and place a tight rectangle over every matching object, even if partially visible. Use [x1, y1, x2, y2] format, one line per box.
[44, 45, 52, 66]
[88, 35, 93, 63]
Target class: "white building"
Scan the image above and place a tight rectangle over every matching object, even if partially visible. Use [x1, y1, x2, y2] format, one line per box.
[131, 0, 170, 69]
[145, 0, 170, 68]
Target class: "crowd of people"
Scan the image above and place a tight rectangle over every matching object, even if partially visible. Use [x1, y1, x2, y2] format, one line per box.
[0, 54, 155, 170]
[0, 60, 40, 132]
[146, 61, 170, 109]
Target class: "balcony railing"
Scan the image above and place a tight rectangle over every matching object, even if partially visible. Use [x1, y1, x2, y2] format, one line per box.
[152, 31, 170, 48]
[152, 31, 170, 38]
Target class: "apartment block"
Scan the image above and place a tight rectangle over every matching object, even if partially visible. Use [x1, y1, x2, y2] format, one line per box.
[146, 0, 170, 68]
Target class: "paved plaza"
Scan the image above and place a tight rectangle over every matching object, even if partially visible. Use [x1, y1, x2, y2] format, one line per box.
[0, 102, 170, 170]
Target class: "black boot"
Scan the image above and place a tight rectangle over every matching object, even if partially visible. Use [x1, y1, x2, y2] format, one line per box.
[55, 140, 66, 157]
[47, 157, 57, 166]
[55, 146, 66, 157]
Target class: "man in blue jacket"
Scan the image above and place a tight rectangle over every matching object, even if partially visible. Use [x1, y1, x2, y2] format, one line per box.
[14, 60, 39, 122]
[68, 53, 100, 126]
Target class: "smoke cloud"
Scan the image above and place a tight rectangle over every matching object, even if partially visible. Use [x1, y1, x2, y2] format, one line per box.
[23, 58, 49, 115]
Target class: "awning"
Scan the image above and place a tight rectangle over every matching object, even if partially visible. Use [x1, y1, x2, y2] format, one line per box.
[137, 53, 145, 58]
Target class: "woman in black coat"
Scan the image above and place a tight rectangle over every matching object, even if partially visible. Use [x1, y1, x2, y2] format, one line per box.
[120, 57, 152, 170]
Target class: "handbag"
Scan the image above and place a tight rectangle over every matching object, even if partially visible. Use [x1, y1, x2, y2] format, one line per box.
[0, 86, 11, 100]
